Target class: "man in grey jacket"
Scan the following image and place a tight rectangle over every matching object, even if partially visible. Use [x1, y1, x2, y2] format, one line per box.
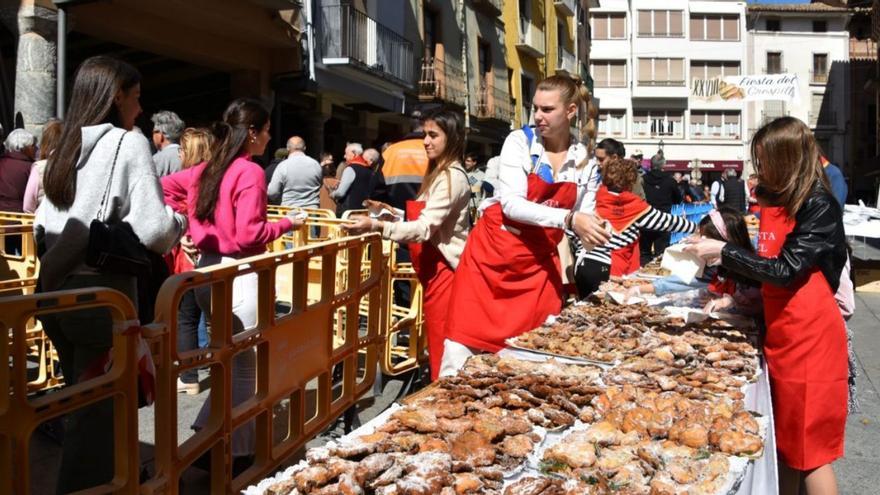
[151, 110, 185, 176]
[268, 136, 323, 209]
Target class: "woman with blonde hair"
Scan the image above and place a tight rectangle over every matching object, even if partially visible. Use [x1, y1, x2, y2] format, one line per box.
[441, 75, 611, 374]
[686, 116, 848, 495]
[168, 127, 215, 394]
[343, 109, 470, 380]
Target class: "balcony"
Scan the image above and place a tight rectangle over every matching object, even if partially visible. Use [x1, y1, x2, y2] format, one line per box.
[516, 22, 545, 58]
[554, 0, 575, 17]
[850, 37, 877, 60]
[472, 0, 504, 16]
[556, 47, 576, 75]
[418, 56, 467, 107]
[810, 70, 829, 85]
[476, 81, 514, 123]
[637, 80, 686, 87]
[318, 4, 414, 86]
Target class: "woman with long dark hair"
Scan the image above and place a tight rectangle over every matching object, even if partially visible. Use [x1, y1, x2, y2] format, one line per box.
[686, 117, 848, 494]
[343, 109, 470, 380]
[161, 98, 302, 466]
[35, 56, 185, 492]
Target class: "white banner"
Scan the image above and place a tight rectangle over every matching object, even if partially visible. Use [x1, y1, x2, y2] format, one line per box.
[691, 74, 801, 103]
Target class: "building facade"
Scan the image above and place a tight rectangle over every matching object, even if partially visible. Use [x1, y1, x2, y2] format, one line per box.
[589, 0, 749, 182]
[746, 3, 850, 172]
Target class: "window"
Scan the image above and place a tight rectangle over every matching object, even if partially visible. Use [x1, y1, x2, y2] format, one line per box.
[424, 9, 439, 58]
[591, 60, 627, 87]
[478, 40, 491, 78]
[813, 20, 827, 33]
[591, 13, 627, 39]
[812, 53, 828, 83]
[598, 111, 626, 137]
[690, 111, 740, 139]
[766, 18, 781, 31]
[763, 101, 786, 123]
[690, 61, 741, 82]
[638, 58, 685, 86]
[690, 15, 739, 41]
[521, 73, 534, 124]
[766, 52, 782, 74]
[811, 91, 834, 126]
[637, 10, 683, 37]
[633, 110, 683, 137]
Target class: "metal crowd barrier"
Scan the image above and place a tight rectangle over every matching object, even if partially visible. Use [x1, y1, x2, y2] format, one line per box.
[265, 211, 428, 376]
[0, 288, 143, 494]
[1, 220, 63, 394]
[142, 234, 387, 494]
[670, 203, 714, 244]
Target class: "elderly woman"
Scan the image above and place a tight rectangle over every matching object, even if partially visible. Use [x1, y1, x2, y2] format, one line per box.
[0, 128, 37, 213]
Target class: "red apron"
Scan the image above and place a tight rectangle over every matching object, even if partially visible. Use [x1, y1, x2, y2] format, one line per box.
[596, 186, 649, 277]
[758, 206, 848, 471]
[406, 200, 455, 381]
[445, 174, 576, 353]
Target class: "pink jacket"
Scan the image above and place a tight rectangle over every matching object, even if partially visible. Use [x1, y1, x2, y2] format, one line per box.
[161, 155, 292, 258]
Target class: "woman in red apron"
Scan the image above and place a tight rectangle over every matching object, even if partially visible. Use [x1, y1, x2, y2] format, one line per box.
[343, 110, 470, 380]
[686, 117, 848, 495]
[441, 75, 611, 374]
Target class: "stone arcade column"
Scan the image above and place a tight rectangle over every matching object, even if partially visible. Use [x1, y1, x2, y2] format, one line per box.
[11, 1, 57, 138]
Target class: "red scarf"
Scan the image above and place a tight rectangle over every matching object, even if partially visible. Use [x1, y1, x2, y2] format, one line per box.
[596, 185, 651, 233]
[708, 274, 737, 296]
[349, 155, 370, 168]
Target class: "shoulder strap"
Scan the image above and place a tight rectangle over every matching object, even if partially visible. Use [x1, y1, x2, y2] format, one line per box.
[450, 165, 475, 228]
[521, 125, 540, 172]
[96, 131, 128, 221]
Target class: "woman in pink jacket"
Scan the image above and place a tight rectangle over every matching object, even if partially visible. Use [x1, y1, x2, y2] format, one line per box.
[162, 98, 302, 469]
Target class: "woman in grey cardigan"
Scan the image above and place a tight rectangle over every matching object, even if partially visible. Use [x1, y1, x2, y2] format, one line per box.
[35, 56, 184, 493]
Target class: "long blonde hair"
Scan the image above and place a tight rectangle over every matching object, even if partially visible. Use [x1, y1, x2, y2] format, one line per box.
[535, 75, 596, 164]
[179, 127, 215, 169]
[750, 116, 830, 216]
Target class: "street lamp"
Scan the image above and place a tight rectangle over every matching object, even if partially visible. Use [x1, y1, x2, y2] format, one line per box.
[658, 139, 665, 153]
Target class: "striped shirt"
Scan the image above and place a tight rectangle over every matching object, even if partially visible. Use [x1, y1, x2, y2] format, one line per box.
[570, 208, 698, 267]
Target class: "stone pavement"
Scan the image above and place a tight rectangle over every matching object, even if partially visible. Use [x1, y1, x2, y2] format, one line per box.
[27, 295, 880, 494]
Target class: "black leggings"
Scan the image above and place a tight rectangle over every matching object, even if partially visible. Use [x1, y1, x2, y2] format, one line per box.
[574, 258, 611, 298]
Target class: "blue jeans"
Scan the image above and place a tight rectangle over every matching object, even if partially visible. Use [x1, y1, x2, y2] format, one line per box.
[652, 275, 709, 296]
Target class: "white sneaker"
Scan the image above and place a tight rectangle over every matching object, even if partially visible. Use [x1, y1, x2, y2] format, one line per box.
[177, 378, 199, 395]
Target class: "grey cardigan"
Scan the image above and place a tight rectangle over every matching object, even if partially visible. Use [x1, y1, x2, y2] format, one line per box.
[35, 124, 185, 291]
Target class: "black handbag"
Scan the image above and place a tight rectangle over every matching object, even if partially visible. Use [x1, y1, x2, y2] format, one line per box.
[85, 131, 169, 323]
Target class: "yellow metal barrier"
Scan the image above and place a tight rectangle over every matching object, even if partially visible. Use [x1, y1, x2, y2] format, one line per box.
[1, 223, 63, 393]
[0, 211, 35, 226]
[266, 205, 336, 220]
[0, 223, 39, 294]
[142, 234, 387, 494]
[0, 288, 143, 494]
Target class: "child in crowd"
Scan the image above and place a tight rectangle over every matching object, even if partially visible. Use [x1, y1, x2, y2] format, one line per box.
[627, 207, 761, 315]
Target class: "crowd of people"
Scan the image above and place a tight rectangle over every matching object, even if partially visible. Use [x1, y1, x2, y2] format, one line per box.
[0, 55, 855, 495]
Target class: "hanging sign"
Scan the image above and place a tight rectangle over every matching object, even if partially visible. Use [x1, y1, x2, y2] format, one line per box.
[691, 74, 801, 103]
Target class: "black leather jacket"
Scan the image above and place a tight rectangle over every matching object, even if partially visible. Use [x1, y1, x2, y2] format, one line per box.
[722, 185, 847, 292]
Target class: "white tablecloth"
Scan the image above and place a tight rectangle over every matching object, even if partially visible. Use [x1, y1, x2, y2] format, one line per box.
[738, 360, 779, 494]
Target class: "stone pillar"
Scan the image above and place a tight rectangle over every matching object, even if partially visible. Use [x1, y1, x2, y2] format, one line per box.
[13, 2, 57, 138]
[359, 111, 380, 148]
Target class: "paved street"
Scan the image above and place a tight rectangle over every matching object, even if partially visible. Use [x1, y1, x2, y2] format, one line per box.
[27, 293, 880, 493]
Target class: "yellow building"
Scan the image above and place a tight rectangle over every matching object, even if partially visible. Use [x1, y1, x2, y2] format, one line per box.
[503, 0, 593, 129]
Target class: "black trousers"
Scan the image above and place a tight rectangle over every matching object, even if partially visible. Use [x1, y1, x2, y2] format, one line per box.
[574, 258, 611, 299]
[640, 230, 670, 266]
[177, 290, 201, 384]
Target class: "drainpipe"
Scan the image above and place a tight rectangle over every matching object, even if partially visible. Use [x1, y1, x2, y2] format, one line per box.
[459, 0, 470, 131]
[305, 0, 316, 81]
[57, 6, 67, 119]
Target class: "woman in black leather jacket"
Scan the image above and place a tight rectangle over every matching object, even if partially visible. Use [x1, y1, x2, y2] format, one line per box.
[686, 117, 847, 495]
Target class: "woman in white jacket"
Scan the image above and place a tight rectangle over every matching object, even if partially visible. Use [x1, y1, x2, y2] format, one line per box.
[36, 56, 184, 493]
